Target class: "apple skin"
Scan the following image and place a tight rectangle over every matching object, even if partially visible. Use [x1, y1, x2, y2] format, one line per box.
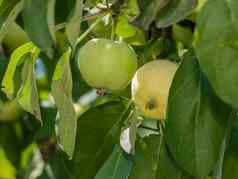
[78, 38, 138, 91]
[131, 60, 178, 120]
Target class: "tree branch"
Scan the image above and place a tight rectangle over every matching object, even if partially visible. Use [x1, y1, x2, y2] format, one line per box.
[54, 10, 109, 31]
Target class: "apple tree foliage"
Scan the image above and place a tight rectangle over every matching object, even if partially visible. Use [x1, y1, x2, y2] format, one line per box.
[0, 0, 238, 178]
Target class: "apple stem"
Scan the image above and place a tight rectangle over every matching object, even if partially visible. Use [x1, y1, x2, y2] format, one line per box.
[54, 10, 109, 31]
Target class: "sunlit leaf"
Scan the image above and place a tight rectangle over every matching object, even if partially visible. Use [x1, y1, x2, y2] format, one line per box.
[116, 16, 137, 38]
[17, 52, 42, 122]
[124, 0, 139, 17]
[2, 42, 38, 99]
[65, 0, 83, 47]
[0, 147, 16, 179]
[22, 144, 45, 179]
[51, 47, 77, 159]
[120, 109, 141, 154]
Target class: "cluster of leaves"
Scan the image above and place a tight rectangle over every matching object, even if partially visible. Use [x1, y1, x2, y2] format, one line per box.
[0, 0, 238, 179]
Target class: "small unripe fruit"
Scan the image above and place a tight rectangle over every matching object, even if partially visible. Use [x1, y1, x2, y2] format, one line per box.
[78, 39, 137, 91]
[131, 60, 178, 120]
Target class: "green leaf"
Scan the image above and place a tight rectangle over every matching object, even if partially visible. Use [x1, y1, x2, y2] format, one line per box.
[17, 52, 42, 122]
[156, 138, 184, 179]
[133, 0, 169, 30]
[129, 135, 183, 179]
[65, 0, 83, 47]
[95, 145, 133, 179]
[137, 38, 163, 65]
[0, 0, 19, 18]
[195, 0, 238, 109]
[120, 126, 137, 154]
[2, 42, 38, 99]
[55, 0, 75, 24]
[0, 55, 8, 82]
[34, 107, 57, 140]
[165, 51, 232, 176]
[124, 0, 139, 17]
[22, 144, 45, 179]
[197, 0, 207, 11]
[0, 147, 16, 179]
[129, 135, 161, 179]
[22, 0, 54, 49]
[120, 110, 141, 154]
[116, 16, 137, 38]
[47, 0, 56, 42]
[123, 28, 146, 46]
[20, 143, 38, 171]
[212, 111, 235, 179]
[85, 0, 100, 8]
[0, 124, 23, 167]
[0, 0, 19, 26]
[38, 150, 69, 179]
[223, 129, 238, 179]
[172, 24, 193, 47]
[51, 48, 76, 159]
[88, 14, 112, 39]
[71, 102, 127, 179]
[0, 1, 23, 43]
[156, 0, 197, 28]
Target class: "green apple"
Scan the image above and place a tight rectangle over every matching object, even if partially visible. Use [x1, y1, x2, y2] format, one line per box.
[131, 60, 178, 120]
[78, 38, 138, 91]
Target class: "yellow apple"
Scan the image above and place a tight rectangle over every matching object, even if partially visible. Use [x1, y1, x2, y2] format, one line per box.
[131, 60, 178, 120]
